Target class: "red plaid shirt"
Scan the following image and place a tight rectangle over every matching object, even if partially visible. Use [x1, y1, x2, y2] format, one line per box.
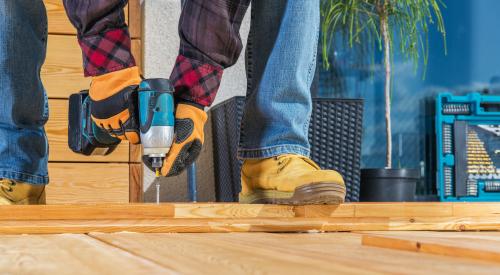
[63, 0, 250, 107]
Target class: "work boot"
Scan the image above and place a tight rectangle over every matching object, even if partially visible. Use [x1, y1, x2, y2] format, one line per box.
[0, 179, 46, 205]
[239, 154, 346, 205]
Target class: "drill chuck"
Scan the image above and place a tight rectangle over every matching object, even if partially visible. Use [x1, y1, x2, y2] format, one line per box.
[150, 157, 163, 169]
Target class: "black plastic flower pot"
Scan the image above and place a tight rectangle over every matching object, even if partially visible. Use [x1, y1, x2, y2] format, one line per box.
[360, 168, 420, 202]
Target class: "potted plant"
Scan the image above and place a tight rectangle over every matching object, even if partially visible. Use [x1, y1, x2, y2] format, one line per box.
[321, 0, 446, 201]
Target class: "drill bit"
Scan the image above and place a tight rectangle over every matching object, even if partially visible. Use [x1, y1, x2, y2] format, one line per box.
[155, 168, 160, 204]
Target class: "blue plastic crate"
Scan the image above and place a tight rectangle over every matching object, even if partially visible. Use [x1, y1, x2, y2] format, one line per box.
[436, 93, 500, 201]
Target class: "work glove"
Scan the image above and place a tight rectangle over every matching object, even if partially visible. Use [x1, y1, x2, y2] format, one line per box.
[144, 103, 207, 177]
[89, 67, 142, 144]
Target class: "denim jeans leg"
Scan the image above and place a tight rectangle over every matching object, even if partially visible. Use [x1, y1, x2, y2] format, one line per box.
[238, 0, 320, 159]
[0, 0, 49, 184]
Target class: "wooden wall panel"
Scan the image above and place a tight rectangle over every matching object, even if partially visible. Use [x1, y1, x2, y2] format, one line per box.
[44, 0, 142, 203]
[129, 0, 142, 39]
[45, 0, 75, 35]
[42, 35, 88, 99]
[42, 36, 143, 99]
[45, 0, 129, 35]
[47, 99, 130, 162]
[129, 164, 144, 202]
[47, 163, 130, 204]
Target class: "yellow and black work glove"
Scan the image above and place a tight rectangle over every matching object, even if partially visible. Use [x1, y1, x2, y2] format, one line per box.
[89, 66, 142, 144]
[159, 103, 207, 177]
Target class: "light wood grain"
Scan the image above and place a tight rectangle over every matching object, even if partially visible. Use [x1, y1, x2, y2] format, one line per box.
[129, 0, 142, 39]
[0, 234, 167, 274]
[43, 36, 142, 99]
[88, 232, 500, 275]
[0, 203, 499, 234]
[1, 202, 500, 219]
[211, 233, 500, 274]
[0, 216, 499, 234]
[0, 204, 173, 220]
[355, 203, 454, 217]
[46, 163, 130, 204]
[129, 164, 143, 202]
[453, 203, 500, 217]
[42, 35, 88, 99]
[46, 0, 130, 35]
[45, 0, 75, 35]
[129, 144, 143, 163]
[131, 39, 143, 71]
[90, 233, 346, 274]
[47, 99, 130, 162]
[362, 231, 500, 263]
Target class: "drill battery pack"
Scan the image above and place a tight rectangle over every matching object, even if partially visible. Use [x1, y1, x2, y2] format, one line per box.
[68, 90, 121, 156]
[436, 93, 500, 201]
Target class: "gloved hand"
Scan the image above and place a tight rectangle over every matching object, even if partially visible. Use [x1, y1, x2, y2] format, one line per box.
[158, 103, 207, 177]
[89, 66, 142, 144]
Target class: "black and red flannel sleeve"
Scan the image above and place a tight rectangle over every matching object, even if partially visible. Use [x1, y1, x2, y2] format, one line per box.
[63, 0, 136, 77]
[171, 0, 250, 107]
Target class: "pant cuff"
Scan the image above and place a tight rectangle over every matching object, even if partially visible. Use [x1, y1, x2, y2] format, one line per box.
[237, 145, 310, 159]
[0, 170, 49, 185]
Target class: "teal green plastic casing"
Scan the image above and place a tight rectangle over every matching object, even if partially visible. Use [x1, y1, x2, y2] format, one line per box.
[138, 79, 175, 132]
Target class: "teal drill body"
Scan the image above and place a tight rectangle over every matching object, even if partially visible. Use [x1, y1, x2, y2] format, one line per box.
[138, 79, 176, 173]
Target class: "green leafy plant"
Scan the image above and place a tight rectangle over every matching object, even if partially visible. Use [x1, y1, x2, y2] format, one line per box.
[321, 0, 446, 168]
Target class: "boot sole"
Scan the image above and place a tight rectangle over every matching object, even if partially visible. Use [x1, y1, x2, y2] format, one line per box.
[239, 182, 346, 205]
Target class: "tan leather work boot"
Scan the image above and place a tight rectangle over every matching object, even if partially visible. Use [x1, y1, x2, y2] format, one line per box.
[0, 179, 46, 205]
[239, 154, 346, 205]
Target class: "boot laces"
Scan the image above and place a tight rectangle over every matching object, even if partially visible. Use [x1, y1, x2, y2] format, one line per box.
[275, 155, 320, 172]
[0, 179, 15, 192]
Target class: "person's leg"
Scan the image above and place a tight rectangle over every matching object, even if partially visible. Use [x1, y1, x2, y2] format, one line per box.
[238, 0, 318, 158]
[238, 0, 345, 204]
[0, 0, 48, 204]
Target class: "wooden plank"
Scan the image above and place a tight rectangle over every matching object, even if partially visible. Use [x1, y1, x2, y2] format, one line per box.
[46, 0, 130, 35]
[45, 0, 75, 35]
[212, 233, 500, 274]
[0, 234, 168, 274]
[42, 35, 88, 99]
[295, 204, 356, 217]
[88, 232, 500, 275]
[362, 231, 500, 263]
[0, 205, 173, 221]
[453, 203, 500, 217]
[46, 163, 130, 204]
[131, 39, 143, 71]
[129, 164, 144, 202]
[47, 99, 130, 162]
[0, 203, 499, 234]
[355, 203, 454, 217]
[90, 233, 348, 274]
[129, 0, 142, 39]
[43, 35, 142, 99]
[2, 216, 500, 234]
[0, 202, 500, 220]
[130, 144, 143, 163]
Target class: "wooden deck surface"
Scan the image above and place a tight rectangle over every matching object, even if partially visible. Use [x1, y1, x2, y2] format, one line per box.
[2, 232, 500, 274]
[2, 203, 500, 273]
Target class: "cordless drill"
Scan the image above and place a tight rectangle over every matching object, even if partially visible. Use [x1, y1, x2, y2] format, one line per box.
[68, 78, 175, 202]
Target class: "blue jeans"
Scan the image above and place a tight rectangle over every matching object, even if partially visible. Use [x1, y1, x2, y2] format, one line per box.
[0, 0, 49, 184]
[238, 0, 319, 159]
